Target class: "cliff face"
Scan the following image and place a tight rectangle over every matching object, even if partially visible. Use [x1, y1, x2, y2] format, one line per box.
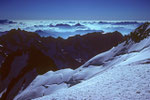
[0, 29, 124, 100]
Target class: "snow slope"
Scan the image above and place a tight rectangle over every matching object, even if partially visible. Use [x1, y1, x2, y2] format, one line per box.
[34, 64, 150, 100]
[15, 22, 150, 100]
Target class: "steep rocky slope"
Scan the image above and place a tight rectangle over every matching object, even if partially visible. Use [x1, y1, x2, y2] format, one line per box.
[0, 29, 123, 100]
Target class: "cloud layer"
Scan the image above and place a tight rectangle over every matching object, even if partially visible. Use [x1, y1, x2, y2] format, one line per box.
[0, 20, 145, 38]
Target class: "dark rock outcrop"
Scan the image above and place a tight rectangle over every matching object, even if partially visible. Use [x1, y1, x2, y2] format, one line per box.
[125, 22, 150, 43]
[0, 29, 124, 100]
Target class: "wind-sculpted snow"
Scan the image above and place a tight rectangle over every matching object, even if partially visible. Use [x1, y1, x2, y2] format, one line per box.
[14, 69, 74, 100]
[14, 66, 108, 100]
[34, 64, 150, 100]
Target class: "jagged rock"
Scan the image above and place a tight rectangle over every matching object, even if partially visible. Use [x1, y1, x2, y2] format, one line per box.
[125, 22, 150, 42]
[0, 29, 124, 100]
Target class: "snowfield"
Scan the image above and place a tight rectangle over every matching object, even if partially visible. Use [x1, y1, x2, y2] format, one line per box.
[34, 65, 150, 100]
[33, 38, 150, 100]
[14, 23, 150, 100]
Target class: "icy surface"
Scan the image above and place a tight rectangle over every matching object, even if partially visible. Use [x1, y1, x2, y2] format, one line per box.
[14, 69, 75, 100]
[34, 64, 150, 100]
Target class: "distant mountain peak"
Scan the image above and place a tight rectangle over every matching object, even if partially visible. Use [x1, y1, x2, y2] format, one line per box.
[74, 23, 83, 27]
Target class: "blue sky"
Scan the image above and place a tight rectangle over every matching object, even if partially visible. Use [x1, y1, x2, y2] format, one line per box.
[0, 0, 150, 20]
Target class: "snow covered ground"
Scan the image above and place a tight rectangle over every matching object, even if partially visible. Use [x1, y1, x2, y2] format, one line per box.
[34, 65, 150, 100]
[14, 23, 150, 100]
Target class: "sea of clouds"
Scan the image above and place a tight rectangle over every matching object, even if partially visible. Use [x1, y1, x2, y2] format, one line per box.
[0, 19, 146, 38]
